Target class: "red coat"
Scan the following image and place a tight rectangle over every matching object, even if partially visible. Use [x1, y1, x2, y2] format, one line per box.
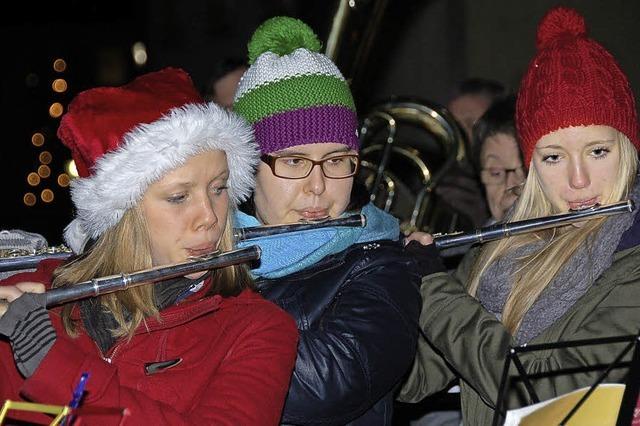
[0, 260, 298, 425]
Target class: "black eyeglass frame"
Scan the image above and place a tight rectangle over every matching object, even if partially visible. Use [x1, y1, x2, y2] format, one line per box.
[479, 166, 525, 185]
[260, 153, 360, 180]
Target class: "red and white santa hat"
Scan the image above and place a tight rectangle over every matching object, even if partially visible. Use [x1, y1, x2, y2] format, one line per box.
[58, 67, 258, 252]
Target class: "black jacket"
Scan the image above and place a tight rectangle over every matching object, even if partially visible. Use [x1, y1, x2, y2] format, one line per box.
[257, 240, 422, 425]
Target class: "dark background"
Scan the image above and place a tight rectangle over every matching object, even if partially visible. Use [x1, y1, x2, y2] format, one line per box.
[1, 0, 639, 244]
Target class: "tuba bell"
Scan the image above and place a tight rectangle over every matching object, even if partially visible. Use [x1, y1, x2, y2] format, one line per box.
[357, 97, 469, 234]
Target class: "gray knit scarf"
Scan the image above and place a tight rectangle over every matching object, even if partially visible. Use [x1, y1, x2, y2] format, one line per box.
[477, 178, 640, 344]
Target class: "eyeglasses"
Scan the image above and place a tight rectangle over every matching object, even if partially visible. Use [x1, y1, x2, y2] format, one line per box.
[480, 166, 525, 185]
[261, 153, 360, 179]
[507, 182, 525, 197]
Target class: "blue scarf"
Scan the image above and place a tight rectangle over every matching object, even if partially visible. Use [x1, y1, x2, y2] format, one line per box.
[235, 203, 400, 278]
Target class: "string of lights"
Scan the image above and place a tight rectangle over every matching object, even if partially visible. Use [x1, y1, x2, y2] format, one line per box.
[24, 58, 77, 208]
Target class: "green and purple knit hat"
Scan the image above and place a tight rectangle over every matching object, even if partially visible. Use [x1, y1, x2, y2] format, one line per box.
[233, 16, 359, 154]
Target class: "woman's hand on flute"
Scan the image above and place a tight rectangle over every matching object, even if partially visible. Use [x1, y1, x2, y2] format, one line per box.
[0, 282, 45, 317]
[403, 232, 446, 277]
[0, 282, 54, 378]
[404, 231, 434, 246]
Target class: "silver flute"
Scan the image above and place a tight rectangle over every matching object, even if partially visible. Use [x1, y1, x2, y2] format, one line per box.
[434, 200, 635, 250]
[0, 246, 73, 273]
[0, 215, 365, 272]
[233, 214, 367, 241]
[44, 246, 260, 307]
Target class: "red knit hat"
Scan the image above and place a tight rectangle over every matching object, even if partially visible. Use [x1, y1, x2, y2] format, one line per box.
[516, 7, 640, 167]
[57, 67, 258, 252]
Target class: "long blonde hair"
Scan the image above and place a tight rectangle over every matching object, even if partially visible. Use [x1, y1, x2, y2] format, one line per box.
[53, 205, 252, 339]
[468, 132, 637, 334]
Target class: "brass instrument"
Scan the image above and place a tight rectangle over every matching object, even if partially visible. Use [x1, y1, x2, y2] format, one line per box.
[433, 201, 634, 249]
[44, 246, 260, 307]
[324, 2, 475, 234]
[358, 98, 467, 234]
[234, 214, 366, 240]
[325, 0, 389, 96]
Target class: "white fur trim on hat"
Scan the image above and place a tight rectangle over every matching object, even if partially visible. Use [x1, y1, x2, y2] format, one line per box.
[63, 218, 89, 254]
[66, 102, 258, 247]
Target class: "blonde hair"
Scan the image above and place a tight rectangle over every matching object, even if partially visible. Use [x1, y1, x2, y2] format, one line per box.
[53, 205, 252, 339]
[468, 132, 637, 334]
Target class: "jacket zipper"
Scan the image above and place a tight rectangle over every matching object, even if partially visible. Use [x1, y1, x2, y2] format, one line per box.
[87, 290, 224, 364]
[98, 298, 222, 363]
[97, 339, 124, 364]
[105, 342, 123, 364]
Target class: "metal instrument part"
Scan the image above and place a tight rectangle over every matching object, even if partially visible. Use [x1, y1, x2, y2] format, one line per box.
[358, 98, 467, 234]
[44, 246, 260, 307]
[1, 216, 367, 272]
[0, 245, 73, 273]
[234, 214, 366, 241]
[433, 201, 634, 250]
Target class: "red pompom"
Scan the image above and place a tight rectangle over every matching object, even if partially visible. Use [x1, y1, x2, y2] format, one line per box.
[536, 7, 587, 50]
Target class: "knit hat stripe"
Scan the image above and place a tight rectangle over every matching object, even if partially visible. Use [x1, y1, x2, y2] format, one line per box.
[233, 73, 355, 124]
[235, 16, 360, 155]
[254, 105, 359, 154]
[235, 49, 345, 101]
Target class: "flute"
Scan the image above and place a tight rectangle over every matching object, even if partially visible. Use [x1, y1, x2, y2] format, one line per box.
[0, 215, 366, 272]
[434, 200, 634, 250]
[233, 214, 367, 241]
[0, 246, 72, 273]
[44, 246, 260, 307]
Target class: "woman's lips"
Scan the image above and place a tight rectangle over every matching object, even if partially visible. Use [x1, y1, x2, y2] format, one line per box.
[568, 197, 598, 210]
[186, 245, 216, 257]
[297, 209, 330, 220]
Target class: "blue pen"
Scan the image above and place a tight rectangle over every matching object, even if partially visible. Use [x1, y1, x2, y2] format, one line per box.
[62, 372, 90, 426]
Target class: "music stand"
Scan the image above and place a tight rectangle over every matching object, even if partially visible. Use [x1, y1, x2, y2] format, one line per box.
[617, 336, 640, 425]
[492, 331, 640, 426]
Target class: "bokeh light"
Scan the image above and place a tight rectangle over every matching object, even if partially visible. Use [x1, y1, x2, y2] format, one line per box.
[27, 172, 40, 186]
[66, 159, 79, 178]
[57, 173, 70, 187]
[38, 165, 51, 178]
[41, 189, 54, 203]
[32, 133, 45, 147]
[24, 193, 37, 206]
[39, 151, 52, 164]
[52, 78, 68, 93]
[132, 41, 148, 66]
[49, 102, 64, 118]
[53, 58, 67, 72]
